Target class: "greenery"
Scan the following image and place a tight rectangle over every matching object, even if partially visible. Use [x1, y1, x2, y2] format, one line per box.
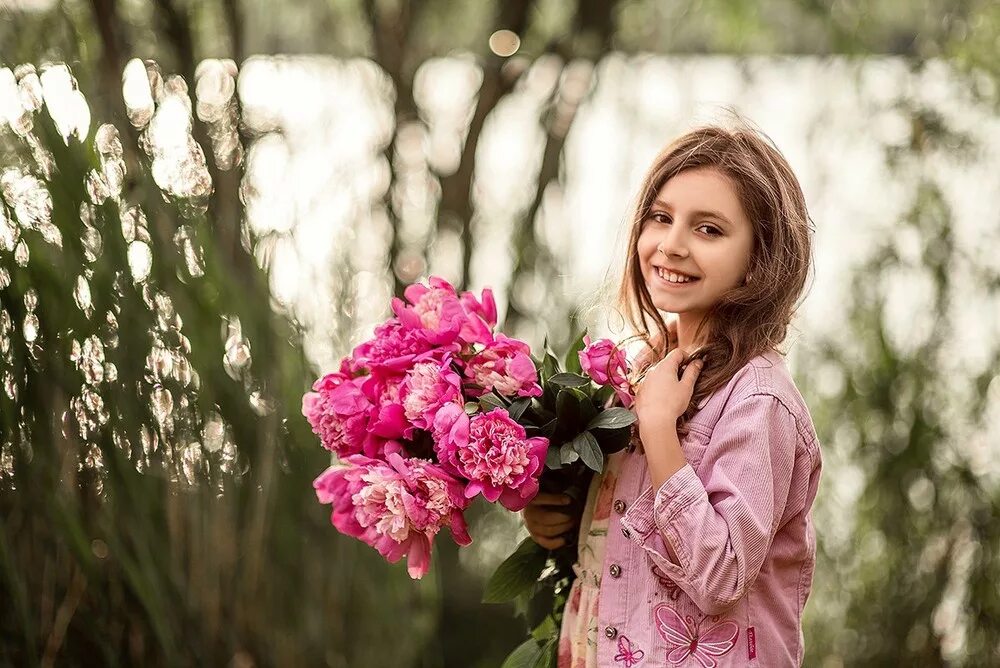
[1, 0, 999, 666]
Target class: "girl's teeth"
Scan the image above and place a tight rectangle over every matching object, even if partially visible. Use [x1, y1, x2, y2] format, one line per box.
[657, 268, 694, 283]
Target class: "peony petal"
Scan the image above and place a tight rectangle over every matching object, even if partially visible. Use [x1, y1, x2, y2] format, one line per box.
[464, 481, 483, 499]
[508, 352, 538, 383]
[403, 282, 430, 304]
[312, 466, 342, 505]
[301, 391, 320, 418]
[327, 381, 370, 414]
[405, 536, 432, 579]
[370, 402, 410, 439]
[427, 275, 457, 293]
[449, 511, 472, 546]
[480, 288, 497, 325]
[499, 486, 533, 512]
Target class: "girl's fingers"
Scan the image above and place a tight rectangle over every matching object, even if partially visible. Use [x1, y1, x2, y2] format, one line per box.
[527, 525, 574, 542]
[681, 358, 704, 389]
[529, 493, 572, 506]
[525, 519, 570, 536]
[532, 535, 567, 550]
[524, 506, 576, 527]
[526, 511, 576, 528]
[651, 348, 683, 377]
[529, 518, 575, 536]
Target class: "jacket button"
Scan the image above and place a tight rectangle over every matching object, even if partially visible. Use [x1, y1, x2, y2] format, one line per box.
[622, 526, 631, 539]
[613, 499, 626, 514]
[605, 626, 618, 640]
[609, 564, 622, 578]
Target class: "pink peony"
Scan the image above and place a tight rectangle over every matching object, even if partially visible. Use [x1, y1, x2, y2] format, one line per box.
[302, 374, 384, 458]
[464, 334, 542, 398]
[458, 286, 497, 344]
[351, 319, 445, 372]
[579, 336, 634, 408]
[391, 276, 470, 345]
[433, 406, 548, 512]
[361, 371, 410, 440]
[391, 276, 497, 347]
[398, 353, 464, 431]
[313, 452, 471, 579]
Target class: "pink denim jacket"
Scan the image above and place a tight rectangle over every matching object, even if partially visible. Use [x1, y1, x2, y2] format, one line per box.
[595, 349, 822, 667]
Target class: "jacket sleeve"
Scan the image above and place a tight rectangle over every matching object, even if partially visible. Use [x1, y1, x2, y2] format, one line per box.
[619, 392, 798, 615]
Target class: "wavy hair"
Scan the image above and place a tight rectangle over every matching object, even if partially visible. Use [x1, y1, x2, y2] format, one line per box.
[619, 121, 814, 431]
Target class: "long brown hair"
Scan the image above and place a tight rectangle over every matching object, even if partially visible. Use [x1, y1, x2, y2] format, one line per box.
[619, 121, 814, 430]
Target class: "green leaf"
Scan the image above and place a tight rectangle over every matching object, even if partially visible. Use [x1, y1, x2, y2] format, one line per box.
[594, 384, 615, 407]
[483, 538, 548, 604]
[579, 391, 598, 428]
[563, 330, 587, 375]
[570, 431, 603, 473]
[559, 441, 580, 464]
[541, 352, 559, 383]
[536, 638, 558, 668]
[508, 396, 531, 421]
[464, 401, 480, 415]
[533, 638, 557, 668]
[513, 590, 532, 619]
[530, 615, 557, 642]
[587, 407, 637, 430]
[549, 372, 590, 388]
[526, 582, 557, 630]
[479, 392, 507, 412]
[531, 398, 556, 423]
[545, 445, 562, 469]
[500, 639, 546, 668]
[555, 388, 583, 432]
[592, 425, 632, 454]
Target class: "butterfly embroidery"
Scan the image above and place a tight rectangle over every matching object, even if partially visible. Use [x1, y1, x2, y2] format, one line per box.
[651, 565, 682, 600]
[613, 635, 645, 667]
[654, 604, 739, 667]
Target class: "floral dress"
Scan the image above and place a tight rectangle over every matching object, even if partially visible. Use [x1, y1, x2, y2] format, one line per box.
[557, 448, 628, 668]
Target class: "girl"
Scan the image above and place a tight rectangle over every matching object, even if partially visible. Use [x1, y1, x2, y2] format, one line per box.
[524, 123, 822, 667]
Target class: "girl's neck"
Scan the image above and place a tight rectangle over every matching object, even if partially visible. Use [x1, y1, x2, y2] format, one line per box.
[674, 313, 708, 353]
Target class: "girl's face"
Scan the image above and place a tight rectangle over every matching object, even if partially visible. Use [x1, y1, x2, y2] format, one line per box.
[637, 167, 754, 322]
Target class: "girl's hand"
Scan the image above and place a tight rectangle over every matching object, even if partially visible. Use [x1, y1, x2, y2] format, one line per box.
[633, 319, 677, 378]
[522, 493, 578, 550]
[634, 348, 703, 438]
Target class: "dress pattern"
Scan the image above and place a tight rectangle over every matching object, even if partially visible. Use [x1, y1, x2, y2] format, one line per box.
[557, 450, 631, 668]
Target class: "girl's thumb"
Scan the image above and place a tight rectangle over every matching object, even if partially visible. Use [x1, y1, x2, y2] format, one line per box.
[683, 358, 704, 386]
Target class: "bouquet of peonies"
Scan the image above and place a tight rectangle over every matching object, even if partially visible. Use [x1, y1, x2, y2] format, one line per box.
[303, 275, 637, 662]
[304, 276, 638, 575]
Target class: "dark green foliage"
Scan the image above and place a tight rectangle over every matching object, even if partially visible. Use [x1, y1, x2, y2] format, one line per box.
[1, 1, 999, 666]
[482, 538, 549, 604]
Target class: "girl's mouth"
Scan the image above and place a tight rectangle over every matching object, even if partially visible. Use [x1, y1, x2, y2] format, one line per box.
[654, 266, 700, 287]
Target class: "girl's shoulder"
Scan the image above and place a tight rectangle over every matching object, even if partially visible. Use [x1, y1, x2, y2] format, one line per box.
[690, 349, 817, 447]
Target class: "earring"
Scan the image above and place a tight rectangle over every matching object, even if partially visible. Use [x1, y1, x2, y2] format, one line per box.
[744, 273, 752, 284]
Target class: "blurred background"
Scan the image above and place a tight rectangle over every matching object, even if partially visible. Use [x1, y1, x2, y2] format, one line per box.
[1, 0, 999, 666]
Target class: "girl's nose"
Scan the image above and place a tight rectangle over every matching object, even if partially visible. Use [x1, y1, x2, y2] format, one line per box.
[657, 227, 689, 258]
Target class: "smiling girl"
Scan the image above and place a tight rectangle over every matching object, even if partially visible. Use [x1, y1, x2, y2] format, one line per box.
[523, 123, 823, 667]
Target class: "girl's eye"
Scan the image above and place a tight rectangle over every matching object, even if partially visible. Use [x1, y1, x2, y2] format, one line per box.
[697, 224, 722, 236]
[651, 213, 671, 225]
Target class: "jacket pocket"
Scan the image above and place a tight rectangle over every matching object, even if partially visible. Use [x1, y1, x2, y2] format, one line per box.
[680, 426, 711, 469]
